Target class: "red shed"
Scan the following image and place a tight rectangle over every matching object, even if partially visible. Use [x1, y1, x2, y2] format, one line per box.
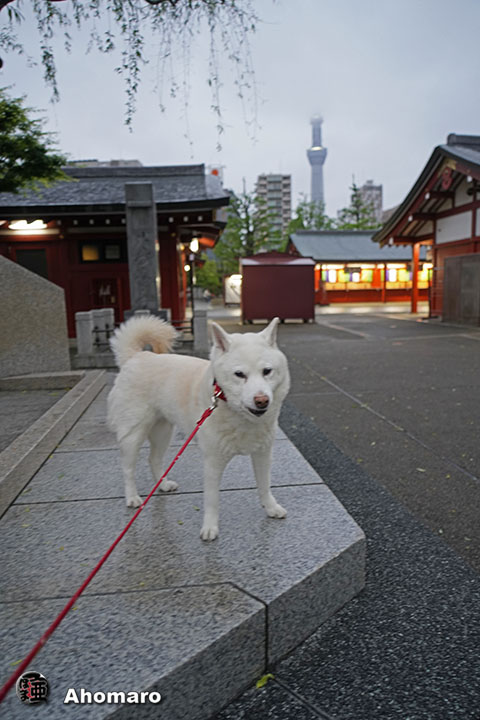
[241, 251, 315, 323]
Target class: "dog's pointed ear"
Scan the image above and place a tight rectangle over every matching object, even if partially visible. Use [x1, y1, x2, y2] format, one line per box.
[261, 317, 280, 347]
[211, 322, 231, 353]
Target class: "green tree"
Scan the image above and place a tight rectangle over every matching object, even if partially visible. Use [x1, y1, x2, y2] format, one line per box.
[286, 194, 336, 237]
[0, 88, 68, 193]
[0, 0, 259, 132]
[195, 257, 222, 295]
[337, 180, 381, 230]
[214, 190, 283, 275]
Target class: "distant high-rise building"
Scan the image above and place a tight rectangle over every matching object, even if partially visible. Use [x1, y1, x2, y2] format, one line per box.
[358, 180, 383, 224]
[255, 174, 292, 234]
[307, 116, 327, 209]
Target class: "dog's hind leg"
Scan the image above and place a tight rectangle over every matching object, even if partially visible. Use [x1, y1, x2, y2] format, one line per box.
[251, 446, 287, 519]
[148, 420, 177, 492]
[120, 428, 146, 508]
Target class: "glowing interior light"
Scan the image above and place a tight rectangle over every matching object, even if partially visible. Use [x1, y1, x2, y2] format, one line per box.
[9, 219, 47, 231]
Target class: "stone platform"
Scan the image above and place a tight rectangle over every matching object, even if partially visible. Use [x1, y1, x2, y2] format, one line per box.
[0, 377, 365, 719]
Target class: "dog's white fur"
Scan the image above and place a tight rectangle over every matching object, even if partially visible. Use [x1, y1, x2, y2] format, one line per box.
[107, 315, 290, 541]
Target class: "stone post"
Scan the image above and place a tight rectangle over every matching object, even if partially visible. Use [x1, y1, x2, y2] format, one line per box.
[193, 307, 209, 355]
[125, 182, 160, 314]
[75, 311, 94, 355]
[103, 308, 115, 344]
[91, 309, 111, 351]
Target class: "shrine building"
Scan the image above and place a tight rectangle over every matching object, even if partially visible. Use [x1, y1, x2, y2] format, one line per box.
[287, 230, 429, 306]
[373, 134, 480, 317]
[0, 162, 229, 336]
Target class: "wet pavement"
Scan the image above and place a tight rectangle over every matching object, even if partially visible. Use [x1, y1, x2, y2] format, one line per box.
[0, 388, 68, 453]
[213, 306, 480, 720]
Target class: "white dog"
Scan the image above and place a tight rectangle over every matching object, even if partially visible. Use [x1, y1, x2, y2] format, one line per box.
[107, 314, 290, 541]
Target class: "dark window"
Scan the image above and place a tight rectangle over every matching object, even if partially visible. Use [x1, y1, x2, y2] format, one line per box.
[105, 244, 121, 260]
[15, 249, 49, 279]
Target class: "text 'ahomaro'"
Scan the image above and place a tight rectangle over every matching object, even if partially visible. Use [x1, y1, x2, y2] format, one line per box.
[64, 688, 162, 704]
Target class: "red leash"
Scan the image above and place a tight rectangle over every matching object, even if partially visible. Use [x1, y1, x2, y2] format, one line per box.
[0, 385, 225, 705]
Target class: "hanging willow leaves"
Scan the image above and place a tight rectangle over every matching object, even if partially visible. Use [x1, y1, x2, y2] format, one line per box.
[0, 0, 261, 139]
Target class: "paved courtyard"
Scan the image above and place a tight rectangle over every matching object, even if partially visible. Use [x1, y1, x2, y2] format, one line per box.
[2, 304, 480, 719]
[214, 306, 480, 720]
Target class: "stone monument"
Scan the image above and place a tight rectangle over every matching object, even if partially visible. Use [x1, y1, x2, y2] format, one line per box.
[0, 256, 71, 377]
[125, 182, 161, 314]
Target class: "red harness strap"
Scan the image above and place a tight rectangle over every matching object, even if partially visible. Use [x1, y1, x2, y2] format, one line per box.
[0, 387, 225, 706]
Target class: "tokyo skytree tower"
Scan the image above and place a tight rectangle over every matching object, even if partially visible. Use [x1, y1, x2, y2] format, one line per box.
[307, 115, 327, 209]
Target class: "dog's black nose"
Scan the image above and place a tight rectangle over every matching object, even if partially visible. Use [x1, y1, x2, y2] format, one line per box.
[254, 394, 269, 410]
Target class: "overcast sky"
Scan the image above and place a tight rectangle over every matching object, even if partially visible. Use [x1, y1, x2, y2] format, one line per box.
[2, 0, 480, 216]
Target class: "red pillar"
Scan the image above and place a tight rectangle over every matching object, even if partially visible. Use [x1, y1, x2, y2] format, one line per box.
[158, 231, 184, 323]
[411, 242, 420, 314]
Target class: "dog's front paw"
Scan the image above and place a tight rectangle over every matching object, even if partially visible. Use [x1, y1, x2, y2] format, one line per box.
[200, 524, 219, 541]
[265, 502, 287, 519]
[159, 480, 178, 493]
[126, 495, 143, 508]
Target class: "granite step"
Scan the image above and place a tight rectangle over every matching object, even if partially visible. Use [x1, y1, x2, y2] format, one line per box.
[0, 379, 365, 719]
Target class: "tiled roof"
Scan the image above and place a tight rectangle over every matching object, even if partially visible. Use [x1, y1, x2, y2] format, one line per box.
[374, 134, 480, 245]
[0, 164, 230, 214]
[290, 231, 426, 262]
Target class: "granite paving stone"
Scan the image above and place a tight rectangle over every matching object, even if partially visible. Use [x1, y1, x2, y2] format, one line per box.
[0, 371, 106, 517]
[14, 440, 321, 504]
[1, 485, 364, 665]
[56, 419, 288, 452]
[0, 389, 69, 452]
[0, 585, 265, 720]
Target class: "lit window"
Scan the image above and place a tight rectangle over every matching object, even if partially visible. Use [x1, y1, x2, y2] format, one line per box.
[82, 244, 100, 261]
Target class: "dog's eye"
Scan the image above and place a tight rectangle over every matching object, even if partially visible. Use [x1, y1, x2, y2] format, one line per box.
[263, 368, 272, 377]
[235, 371, 246, 379]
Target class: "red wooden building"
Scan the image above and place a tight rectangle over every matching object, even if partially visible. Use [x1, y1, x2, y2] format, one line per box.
[374, 134, 480, 316]
[287, 230, 429, 305]
[0, 162, 229, 336]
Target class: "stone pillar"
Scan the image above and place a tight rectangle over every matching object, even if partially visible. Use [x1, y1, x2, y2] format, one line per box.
[91, 308, 113, 351]
[193, 308, 209, 355]
[125, 182, 160, 313]
[75, 311, 94, 355]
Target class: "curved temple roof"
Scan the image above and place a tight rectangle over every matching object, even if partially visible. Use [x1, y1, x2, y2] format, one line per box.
[0, 164, 230, 217]
[373, 135, 480, 247]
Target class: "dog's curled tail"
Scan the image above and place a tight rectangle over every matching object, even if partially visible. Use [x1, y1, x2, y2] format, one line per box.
[110, 315, 177, 368]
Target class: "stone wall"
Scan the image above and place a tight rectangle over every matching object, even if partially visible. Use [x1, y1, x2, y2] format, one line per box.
[0, 256, 71, 377]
